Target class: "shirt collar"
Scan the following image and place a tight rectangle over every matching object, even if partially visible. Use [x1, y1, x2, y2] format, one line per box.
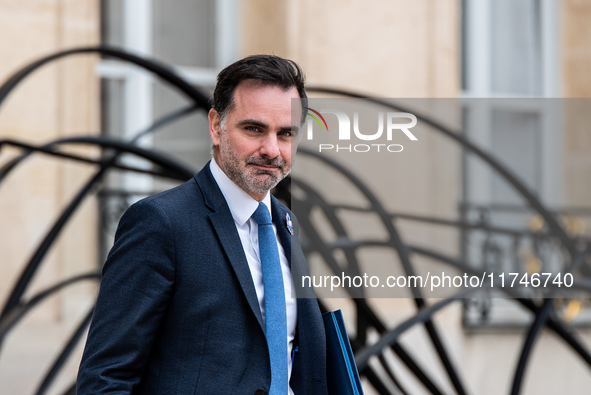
[209, 159, 272, 226]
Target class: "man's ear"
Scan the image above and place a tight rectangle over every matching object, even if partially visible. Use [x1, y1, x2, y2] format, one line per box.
[208, 108, 222, 146]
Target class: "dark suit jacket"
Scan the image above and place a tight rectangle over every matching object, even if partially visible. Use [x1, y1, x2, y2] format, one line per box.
[77, 163, 327, 395]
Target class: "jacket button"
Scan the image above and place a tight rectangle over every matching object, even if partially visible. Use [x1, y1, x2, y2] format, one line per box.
[254, 390, 267, 395]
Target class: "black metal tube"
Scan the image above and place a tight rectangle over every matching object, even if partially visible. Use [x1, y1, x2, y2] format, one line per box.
[36, 309, 94, 395]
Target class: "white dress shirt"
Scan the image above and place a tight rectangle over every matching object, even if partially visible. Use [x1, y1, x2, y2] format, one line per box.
[210, 159, 297, 394]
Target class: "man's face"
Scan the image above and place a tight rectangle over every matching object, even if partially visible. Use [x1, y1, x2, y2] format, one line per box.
[209, 79, 302, 201]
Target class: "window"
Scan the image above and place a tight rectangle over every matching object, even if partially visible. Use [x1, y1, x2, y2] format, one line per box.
[460, 0, 573, 328]
[97, 0, 239, 260]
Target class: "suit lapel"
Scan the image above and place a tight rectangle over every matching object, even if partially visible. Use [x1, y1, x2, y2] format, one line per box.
[271, 198, 327, 389]
[195, 164, 265, 332]
[271, 197, 292, 266]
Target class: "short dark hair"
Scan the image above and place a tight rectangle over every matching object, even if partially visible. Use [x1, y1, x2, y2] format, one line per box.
[212, 54, 307, 123]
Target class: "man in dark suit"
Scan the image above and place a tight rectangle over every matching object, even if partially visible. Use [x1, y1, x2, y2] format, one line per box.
[77, 55, 327, 394]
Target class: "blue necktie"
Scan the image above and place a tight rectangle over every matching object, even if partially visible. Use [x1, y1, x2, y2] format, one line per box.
[252, 202, 288, 394]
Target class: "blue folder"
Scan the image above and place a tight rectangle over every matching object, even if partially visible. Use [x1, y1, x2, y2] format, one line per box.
[323, 310, 364, 395]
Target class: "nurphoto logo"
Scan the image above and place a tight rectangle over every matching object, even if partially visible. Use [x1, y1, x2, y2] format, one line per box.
[305, 108, 418, 153]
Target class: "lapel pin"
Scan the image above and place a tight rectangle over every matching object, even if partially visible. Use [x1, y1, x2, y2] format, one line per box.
[286, 213, 294, 235]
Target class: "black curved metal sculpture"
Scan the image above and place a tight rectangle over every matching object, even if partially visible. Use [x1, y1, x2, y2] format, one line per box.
[0, 47, 589, 394]
[0, 47, 207, 395]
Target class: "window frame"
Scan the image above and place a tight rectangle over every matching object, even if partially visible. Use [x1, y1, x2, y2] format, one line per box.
[461, 0, 565, 329]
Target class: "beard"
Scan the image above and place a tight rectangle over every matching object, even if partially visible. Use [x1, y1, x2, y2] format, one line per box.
[218, 132, 291, 197]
